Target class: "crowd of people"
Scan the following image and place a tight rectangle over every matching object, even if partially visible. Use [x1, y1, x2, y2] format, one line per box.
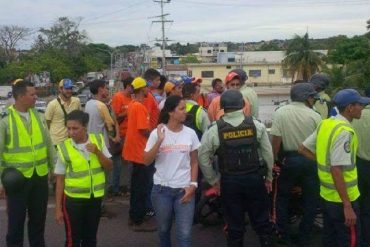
[0, 69, 369, 247]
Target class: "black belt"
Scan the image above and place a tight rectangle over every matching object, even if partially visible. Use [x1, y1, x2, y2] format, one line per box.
[283, 151, 300, 157]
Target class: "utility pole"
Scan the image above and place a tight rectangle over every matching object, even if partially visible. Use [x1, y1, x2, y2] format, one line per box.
[152, 0, 173, 75]
[239, 42, 245, 69]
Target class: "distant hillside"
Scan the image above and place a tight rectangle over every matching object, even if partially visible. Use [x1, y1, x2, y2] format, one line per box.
[223, 35, 349, 52]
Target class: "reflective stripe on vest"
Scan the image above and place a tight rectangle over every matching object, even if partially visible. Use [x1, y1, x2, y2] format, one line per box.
[185, 102, 202, 130]
[316, 118, 360, 202]
[2, 106, 48, 178]
[58, 133, 105, 199]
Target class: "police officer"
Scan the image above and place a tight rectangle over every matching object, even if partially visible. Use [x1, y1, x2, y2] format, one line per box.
[270, 83, 321, 245]
[299, 89, 370, 247]
[348, 87, 370, 247]
[0, 79, 56, 247]
[310, 73, 331, 119]
[54, 110, 113, 246]
[199, 90, 273, 247]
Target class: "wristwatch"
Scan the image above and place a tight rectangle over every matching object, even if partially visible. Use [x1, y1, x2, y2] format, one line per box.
[189, 181, 198, 188]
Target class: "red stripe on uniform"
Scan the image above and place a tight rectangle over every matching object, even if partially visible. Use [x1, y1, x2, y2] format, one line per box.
[271, 176, 279, 224]
[350, 225, 356, 247]
[63, 194, 73, 247]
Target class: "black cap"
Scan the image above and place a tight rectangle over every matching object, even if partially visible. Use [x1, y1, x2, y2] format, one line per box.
[310, 73, 330, 90]
[290, 83, 318, 102]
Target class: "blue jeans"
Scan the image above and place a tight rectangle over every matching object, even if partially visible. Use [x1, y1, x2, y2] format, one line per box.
[151, 185, 195, 247]
[276, 154, 320, 240]
[111, 154, 122, 194]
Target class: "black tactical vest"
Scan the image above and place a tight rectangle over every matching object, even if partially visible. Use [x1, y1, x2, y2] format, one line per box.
[216, 116, 260, 175]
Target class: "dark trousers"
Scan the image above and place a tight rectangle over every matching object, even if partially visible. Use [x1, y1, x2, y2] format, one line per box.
[322, 199, 361, 247]
[221, 173, 272, 247]
[129, 163, 154, 224]
[63, 195, 102, 247]
[276, 154, 319, 240]
[6, 173, 48, 247]
[145, 163, 155, 213]
[357, 156, 370, 247]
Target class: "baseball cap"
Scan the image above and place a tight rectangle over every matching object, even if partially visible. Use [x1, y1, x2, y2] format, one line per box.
[13, 78, 24, 85]
[225, 72, 241, 84]
[290, 83, 318, 102]
[333, 89, 370, 108]
[310, 73, 330, 90]
[59, 79, 73, 89]
[181, 76, 193, 84]
[132, 77, 147, 90]
[230, 69, 248, 82]
[191, 77, 202, 84]
[164, 82, 176, 94]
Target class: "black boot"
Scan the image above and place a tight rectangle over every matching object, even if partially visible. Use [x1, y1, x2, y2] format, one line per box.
[259, 234, 273, 247]
[227, 237, 243, 247]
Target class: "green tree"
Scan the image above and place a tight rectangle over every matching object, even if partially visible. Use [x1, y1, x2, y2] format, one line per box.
[0, 25, 31, 63]
[283, 33, 324, 81]
[257, 42, 280, 51]
[35, 17, 87, 57]
[326, 27, 370, 90]
[328, 36, 370, 64]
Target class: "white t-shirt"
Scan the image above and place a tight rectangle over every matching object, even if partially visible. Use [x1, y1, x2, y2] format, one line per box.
[54, 138, 112, 175]
[145, 125, 201, 188]
[303, 114, 352, 167]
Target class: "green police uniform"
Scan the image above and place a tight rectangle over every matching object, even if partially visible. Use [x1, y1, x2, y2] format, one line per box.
[240, 85, 259, 118]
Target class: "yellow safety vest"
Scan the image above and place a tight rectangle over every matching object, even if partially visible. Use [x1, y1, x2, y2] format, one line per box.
[2, 106, 48, 178]
[58, 133, 106, 199]
[185, 102, 202, 130]
[316, 118, 360, 202]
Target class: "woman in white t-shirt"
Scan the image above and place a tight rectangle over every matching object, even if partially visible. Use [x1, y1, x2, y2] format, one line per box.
[144, 95, 200, 247]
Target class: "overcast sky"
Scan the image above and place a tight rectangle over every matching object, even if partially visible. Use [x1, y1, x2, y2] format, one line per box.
[1, 0, 369, 48]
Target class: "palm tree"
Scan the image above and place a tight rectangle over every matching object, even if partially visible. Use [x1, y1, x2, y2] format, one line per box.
[283, 33, 325, 81]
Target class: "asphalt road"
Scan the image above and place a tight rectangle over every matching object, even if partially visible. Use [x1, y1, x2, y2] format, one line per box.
[0, 195, 263, 247]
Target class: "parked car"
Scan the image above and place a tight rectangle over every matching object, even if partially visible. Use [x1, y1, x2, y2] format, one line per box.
[35, 100, 47, 113]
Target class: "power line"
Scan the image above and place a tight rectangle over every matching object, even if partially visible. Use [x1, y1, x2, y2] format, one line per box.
[81, 0, 148, 23]
[151, 0, 173, 75]
[179, 0, 370, 8]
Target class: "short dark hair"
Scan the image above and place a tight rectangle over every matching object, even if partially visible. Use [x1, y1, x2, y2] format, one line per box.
[211, 78, 222, 88]
[122, 77, 134, 89]
[159, 95, 183, 124]
[89, 79, 106, 95]
[66, 110, 89, 127]
[143, 68, 160, 82]
[158, 75, 167, 90]
[12, 79, 34, 99]
[182, 83, 197, 99]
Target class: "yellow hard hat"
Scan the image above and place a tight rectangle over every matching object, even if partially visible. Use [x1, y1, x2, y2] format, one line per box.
[132, 77, 147, 90]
